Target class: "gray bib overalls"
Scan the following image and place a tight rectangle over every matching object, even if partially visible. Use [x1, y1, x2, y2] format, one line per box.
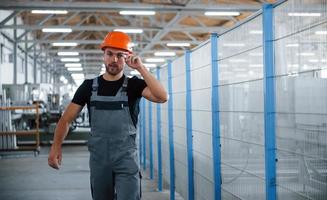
[88, 76, 140, 200]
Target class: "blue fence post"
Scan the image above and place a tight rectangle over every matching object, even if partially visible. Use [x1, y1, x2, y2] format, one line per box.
[139, 105, 143, 167]
[156, 67, 163, 191]
[263, 4, 276, 200]
[185, 50, 194, 200]
[149, 100, 154, 179]
[211, 33, 221, 200]
[142, 99, 147, 170]
[168, 60, 175, 200]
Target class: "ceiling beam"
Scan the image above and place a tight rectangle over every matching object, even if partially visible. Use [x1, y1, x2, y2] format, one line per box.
[0, 1, 260, 12]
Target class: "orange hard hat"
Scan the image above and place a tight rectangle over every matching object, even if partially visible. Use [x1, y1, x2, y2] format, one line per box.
[100, 31, 132, 52]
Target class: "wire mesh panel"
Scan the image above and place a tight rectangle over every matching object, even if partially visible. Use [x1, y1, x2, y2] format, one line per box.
[190, 42, 214, 200]
[159, 66, 171, 188]
[218, 13, 266, 199]
[274, 1, 327, 199]
[152, 86, 158, 178]
[171, 56, 188, 199]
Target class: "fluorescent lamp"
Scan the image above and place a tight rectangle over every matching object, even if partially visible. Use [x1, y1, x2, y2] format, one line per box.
[154, 51, 176, 57]
[57, 52, 79, 56]
[67, 67, 83, 71]
[65, 63, 82, 67]
[205, 11, 240, 16]
[59, 76, 66, 82]
[145, 58, 165, 63]
[52, 42, 78, 47]
[128, 43, 137, 48]
[315, 31, 327, 35]
[130, 70, 140, 75]
[166, 43, 190, 47]
[61, 58, 80, 62]
[143, 63, 157, 68]
[249, 30, 262, 34]
[114, 29, 143, 33]
[308, 59, 319, 63]
[31, 10, 68, 14]
[288, 12, 321, 17]
[42, 28, 72, 33]
[119, 10, 155, 15]
[296, 53, 315, 56]
[223, 43, 245, 47]
[286, 43, 299, 47]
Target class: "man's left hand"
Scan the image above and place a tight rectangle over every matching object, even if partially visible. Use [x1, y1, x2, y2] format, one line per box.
[125, 54, 143, 70]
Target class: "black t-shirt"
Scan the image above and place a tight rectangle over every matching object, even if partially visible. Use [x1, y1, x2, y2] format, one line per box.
[72, 74, 147, 126]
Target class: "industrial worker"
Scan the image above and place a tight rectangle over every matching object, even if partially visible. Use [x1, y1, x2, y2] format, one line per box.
[48, 31, 168, 200]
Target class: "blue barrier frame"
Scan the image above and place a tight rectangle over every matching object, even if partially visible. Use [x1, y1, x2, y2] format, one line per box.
[168, 60, 176, 200]
[142, 99, 147, 170]
[185, 50, 194, 200]
[156, 68, 163, 191]
[139, 109, 143, 167]
[149, 101, 154, 179]
[263, 4, 277, 200]
[211, 33, 222, 200]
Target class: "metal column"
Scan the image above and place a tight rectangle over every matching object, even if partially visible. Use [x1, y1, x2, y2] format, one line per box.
[168, 60, 175, 200]
[156, 67, 163, 191]
[263, 4, 277, 200]
[185, 50, 194, 200]
[211, 33, 222, 200]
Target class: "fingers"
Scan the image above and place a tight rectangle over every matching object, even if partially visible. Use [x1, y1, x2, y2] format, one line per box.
[48, 157, 60, 170]
[48, 148, 62, 170]
[126, 54, 140, 65]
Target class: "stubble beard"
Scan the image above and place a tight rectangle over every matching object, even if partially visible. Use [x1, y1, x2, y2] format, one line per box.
[105, 63, 123, 76]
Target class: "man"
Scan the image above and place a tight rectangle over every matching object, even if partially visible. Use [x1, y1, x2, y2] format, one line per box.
[48, 31, 168, 200]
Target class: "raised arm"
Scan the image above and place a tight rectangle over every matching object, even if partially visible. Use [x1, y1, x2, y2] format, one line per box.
[48, 103, 83, 169]
[125, 54, 168, 103]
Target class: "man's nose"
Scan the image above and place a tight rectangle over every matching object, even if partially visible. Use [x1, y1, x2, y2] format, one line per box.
[112, 55, 118, 62]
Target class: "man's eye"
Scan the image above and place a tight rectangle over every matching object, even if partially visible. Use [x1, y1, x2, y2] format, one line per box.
[117, 53, 125, 58]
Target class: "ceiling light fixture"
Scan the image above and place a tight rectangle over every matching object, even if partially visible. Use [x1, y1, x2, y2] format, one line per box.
[286, 43, 299, 47]
[52, 42, 78, 47]
[114, 29, 143, 33]
[145, 58, 165, 63]
[143, 63, 157, 68]
[42, 28, 72, 33]
[315, 31, 327, 35]
[119, 10, 156, 15]
[288, 12, 321, 17]
[204, 11, 240, 16]
[65, 63, 82, 67]
[67, 67, 83, 71]
[249, 30, 262, 34]
[57, 52, 79, 56]
[61, 58, 80, 62]
[31, 10, 68, 14]
[154, 51, 176, 57]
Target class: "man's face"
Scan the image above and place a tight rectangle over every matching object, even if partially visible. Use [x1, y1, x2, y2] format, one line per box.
[103, 47, 129, 76]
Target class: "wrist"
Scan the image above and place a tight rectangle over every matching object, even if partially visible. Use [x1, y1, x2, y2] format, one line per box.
[137, 65, 147, 73]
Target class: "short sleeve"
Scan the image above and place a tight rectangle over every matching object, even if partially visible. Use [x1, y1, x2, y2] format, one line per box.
[127, 76, 147, 99]
[71, 79, 92, 106]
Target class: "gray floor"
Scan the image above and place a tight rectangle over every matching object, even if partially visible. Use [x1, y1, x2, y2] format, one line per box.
[0, 145, 177, 200]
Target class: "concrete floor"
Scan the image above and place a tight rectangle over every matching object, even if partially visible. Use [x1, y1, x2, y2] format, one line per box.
[0, 145, 182, 200]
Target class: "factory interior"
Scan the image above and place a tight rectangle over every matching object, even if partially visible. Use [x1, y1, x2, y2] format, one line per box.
[0, 0, 326, 200]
